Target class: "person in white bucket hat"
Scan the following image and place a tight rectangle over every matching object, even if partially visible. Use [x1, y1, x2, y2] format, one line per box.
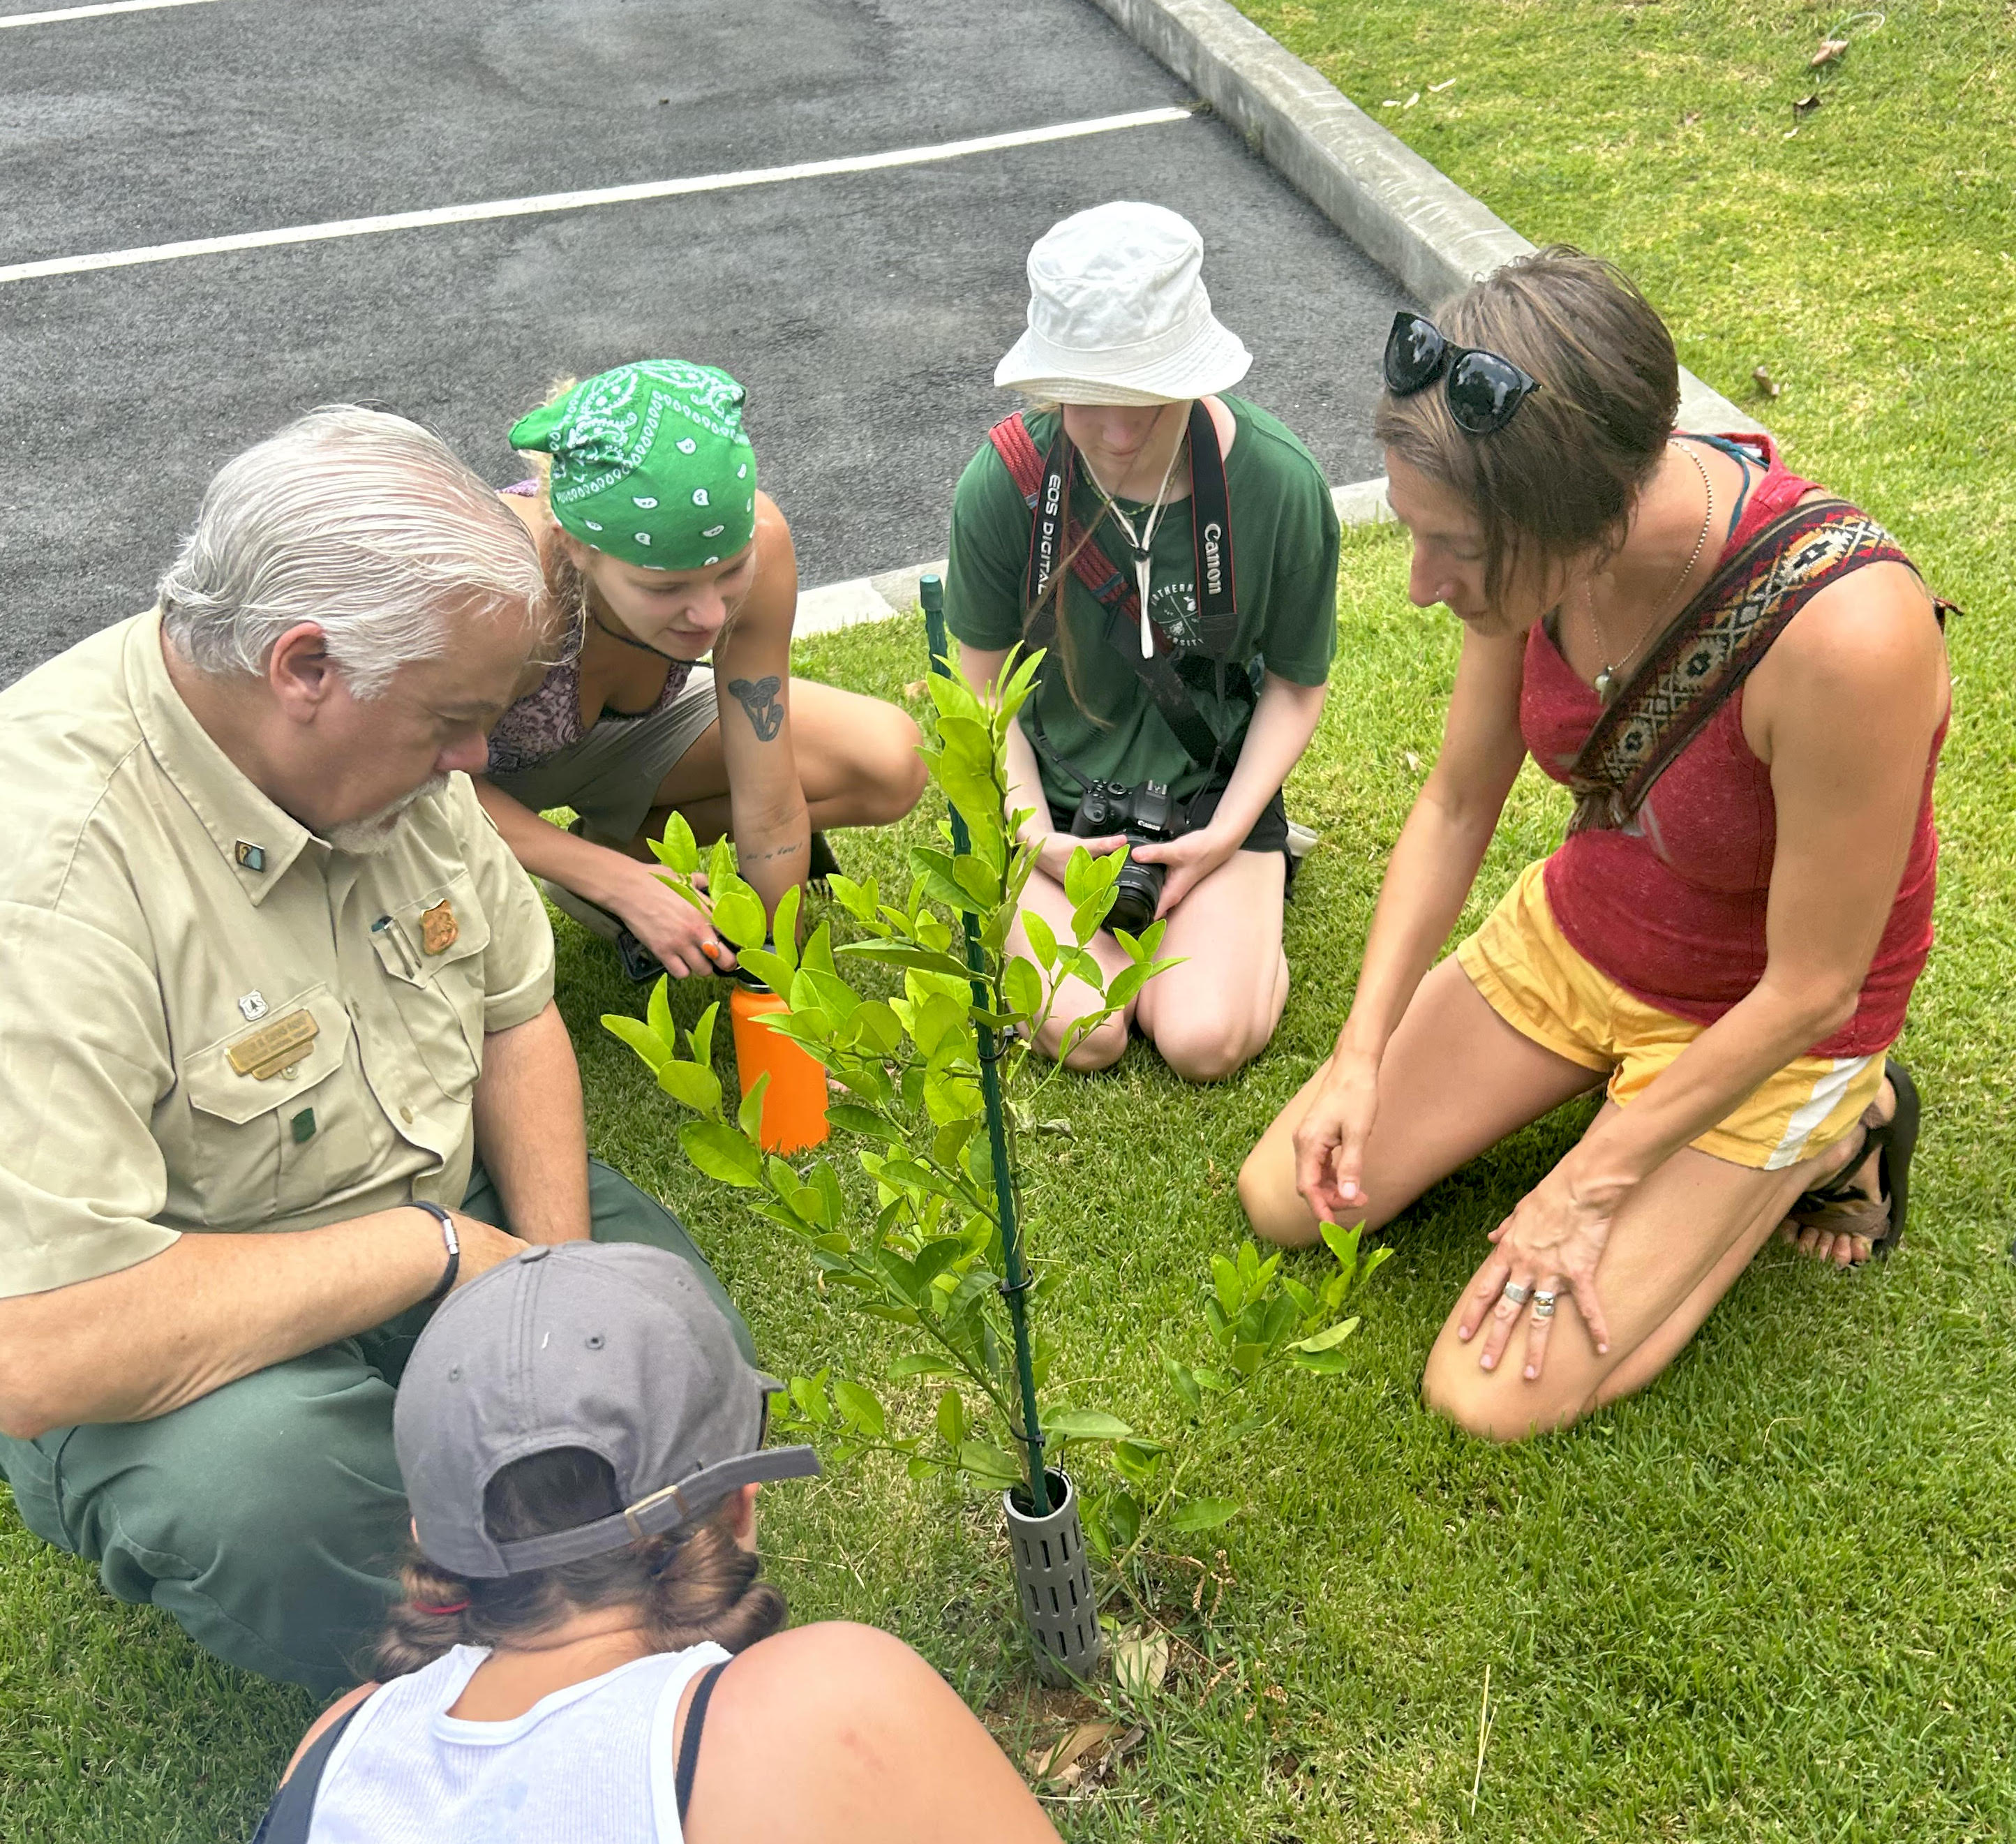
[948, 201, 1340, 1082]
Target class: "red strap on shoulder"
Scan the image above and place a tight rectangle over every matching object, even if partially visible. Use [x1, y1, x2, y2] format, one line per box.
[987, 413, 1045, 502]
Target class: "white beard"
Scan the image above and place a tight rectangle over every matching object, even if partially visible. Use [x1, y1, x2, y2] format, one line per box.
[322, 773, 450, 855]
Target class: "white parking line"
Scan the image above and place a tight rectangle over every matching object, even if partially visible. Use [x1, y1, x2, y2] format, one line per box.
[0, 0, 219, 28]
[0, 105, 1197, 287]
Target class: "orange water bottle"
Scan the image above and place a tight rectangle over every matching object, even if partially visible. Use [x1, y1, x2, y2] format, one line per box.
[729, 967, 830, 1155]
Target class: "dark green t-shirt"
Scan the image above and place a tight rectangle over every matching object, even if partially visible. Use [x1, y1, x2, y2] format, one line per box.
[944, 395, 1340, 810]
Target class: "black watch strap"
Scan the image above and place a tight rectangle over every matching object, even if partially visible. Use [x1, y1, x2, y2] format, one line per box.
[410, 1200, 461, 1302]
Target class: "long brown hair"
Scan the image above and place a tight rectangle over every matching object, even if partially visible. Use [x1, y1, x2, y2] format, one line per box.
[1375, 246, 1680, 607]
[1015, 399, 1189, 722]
[374, 1445, 786, 1678]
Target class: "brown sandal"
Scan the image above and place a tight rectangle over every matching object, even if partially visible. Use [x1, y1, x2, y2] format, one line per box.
[1784, 1056, 1920, 1263]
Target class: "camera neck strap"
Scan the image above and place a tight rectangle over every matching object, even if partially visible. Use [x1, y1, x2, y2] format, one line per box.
[988, 405, 1241, 781]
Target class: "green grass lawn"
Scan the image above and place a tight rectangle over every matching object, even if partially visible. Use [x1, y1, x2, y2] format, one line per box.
[6, 3, 2013, 1838]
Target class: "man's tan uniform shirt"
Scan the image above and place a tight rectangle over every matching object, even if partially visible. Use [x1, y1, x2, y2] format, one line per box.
[0, 612, 555, 1297]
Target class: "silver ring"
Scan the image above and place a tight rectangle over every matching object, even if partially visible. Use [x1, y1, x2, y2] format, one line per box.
[1501, 1281, 1532, 1307]
[1531, 1290, 1558, 1321]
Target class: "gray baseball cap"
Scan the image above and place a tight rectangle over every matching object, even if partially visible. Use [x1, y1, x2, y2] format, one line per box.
[394, 1241, 820, 1579]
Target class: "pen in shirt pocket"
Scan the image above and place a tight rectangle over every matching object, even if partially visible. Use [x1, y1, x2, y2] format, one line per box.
[372, 914, 424, 977]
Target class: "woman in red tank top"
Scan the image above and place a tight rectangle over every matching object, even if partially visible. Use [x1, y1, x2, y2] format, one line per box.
[1239, 249, 1948, 1441]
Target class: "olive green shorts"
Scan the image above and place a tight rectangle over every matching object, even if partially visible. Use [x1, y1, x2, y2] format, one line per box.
[487, 667, 719, 842]
[0, 1159, 749, 1697]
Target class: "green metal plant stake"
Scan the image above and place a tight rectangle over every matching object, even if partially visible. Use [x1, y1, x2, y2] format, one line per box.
[920, 574, 1049, 1516]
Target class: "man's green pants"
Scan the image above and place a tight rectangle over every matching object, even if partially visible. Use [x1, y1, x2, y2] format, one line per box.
[0, 1159, 749, 1697]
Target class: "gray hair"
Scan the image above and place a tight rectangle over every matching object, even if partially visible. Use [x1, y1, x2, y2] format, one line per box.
[158, 406, 548, 699]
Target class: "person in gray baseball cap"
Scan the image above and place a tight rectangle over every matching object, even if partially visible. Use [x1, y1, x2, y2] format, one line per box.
[260, 1242, 1064, 1844]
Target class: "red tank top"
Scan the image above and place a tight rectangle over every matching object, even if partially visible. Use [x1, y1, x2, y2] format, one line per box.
[1524, 435, 1942, 1057]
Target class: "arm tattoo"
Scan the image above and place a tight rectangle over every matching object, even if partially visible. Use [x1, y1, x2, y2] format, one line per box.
[727, 675, 785, 742]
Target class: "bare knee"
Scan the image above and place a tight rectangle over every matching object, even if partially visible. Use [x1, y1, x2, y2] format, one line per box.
[1421, 1339, 1583, 1444]
[1153, 1013, 1263, 1085]
[1043, 1011, 1126, 1072]
[849, 708, 927, 824]
[1237, 1139, 1322, 1247]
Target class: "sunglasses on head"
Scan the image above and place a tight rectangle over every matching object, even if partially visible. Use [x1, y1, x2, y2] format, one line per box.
[1382, 311, 1541, 435]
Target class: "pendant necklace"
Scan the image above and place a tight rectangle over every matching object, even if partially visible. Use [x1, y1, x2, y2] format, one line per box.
[1084, 411, 1188, 659]
[1587, 442, 1715, 704]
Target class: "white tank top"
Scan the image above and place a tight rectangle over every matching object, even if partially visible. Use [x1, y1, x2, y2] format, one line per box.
[304, 1640, 731, 1843]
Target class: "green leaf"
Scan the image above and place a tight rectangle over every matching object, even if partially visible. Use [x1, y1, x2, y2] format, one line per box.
[689, 1001, 719, 1068]
[1022, 909, 1059, 972]
[1070, 891, 1114, 946]
[1161, 1356, 1202, 1412]
[656, 1059, 724, 1117]
[1169, 1496, 1241, 1533]
[845, 999, 904, 1056]
[912, 1236, 966, 1288]
[645, 974, 675, 1049]
[737, 1069, 771, 1143]
[649, 812, 701, 875]
[957, 1441, 1023, 1485]
[887, 1352, 964, 1380]
[1105, 1489, 1142, 1551]
[1046, 1410, 1134, 1443]
[736, 946, 797, 994]
[679, 1118, 763, 1188]
[770, 886, 802, 972]
[834, 941, 977, 982]
[1061, 844, 1099, 909]
[1290, 1346, 1358, 1375]
[827, 1103, 904, 1145]
[935, 1388, 966, 1448]
[824, 872, 877, 921]
[1320, 1221, 1362, 1286]
[1294, 1316, 1361, 1354]
[710, 886, 768, 951]
[832, 1378, 886, 1437]
[1002, 955, 1044, 1023]
[601, 1013, 669, 1072]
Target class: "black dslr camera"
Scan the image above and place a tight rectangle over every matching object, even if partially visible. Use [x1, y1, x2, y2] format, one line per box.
[1070, 778, 1179, 937]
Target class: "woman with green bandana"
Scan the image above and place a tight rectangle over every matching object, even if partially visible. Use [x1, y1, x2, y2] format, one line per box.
[479, 361, 925, 979]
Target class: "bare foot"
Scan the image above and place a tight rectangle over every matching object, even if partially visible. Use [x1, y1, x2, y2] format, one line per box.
[1775, 1077, 1895, 1268]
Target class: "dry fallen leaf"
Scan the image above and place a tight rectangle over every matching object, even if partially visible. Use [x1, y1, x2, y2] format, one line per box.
[1793, 92, 1823, 117]
[1381, 98, 1401, 107]
[900, 678, 929, 701]
[1752, 365, 1782, 399]
[1114, 1626, 1172, 1700]
[1811, 36, 1849, 66]
[1403, 91, 1421, 107]
[1403, 749, 1423, 774]
[1028, 1720, 1118, 1785]
[1428, 77, 1457, 92]
[1682, 110, 1702, 126]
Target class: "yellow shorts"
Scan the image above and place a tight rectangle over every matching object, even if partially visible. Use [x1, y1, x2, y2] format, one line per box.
[1456, 860, 1884, 1172]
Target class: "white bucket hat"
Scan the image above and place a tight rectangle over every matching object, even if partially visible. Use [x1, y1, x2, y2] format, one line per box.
[994, 201, 1252, 406]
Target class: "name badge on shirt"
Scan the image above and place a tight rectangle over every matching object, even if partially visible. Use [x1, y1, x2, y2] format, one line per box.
[226, 1009, 320, 1080]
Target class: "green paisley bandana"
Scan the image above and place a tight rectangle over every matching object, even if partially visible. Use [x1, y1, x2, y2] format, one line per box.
[508, 360, 759, 570]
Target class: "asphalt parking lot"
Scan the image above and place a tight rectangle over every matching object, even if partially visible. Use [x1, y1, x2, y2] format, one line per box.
[0, 0, 1410, 684]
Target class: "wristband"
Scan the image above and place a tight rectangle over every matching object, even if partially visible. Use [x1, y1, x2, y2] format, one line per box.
[409, 1200, 461, 1302]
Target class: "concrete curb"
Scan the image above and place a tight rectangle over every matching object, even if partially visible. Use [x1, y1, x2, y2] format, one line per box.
[1082, 0, 1767, 438]
[796, 476, 1395, 638]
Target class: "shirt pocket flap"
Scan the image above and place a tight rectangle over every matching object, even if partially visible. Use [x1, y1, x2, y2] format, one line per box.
[369, 872, 492, 988]
[184, 985, 354, 1127]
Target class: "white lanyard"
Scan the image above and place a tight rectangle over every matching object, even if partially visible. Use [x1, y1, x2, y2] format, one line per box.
[1087, 424, 1187, 658]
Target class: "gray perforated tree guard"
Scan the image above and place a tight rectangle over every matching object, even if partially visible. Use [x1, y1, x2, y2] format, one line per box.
[1003, 1468, 1102, 1685]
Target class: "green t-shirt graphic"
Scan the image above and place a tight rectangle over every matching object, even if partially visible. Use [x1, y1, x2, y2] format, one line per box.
[944, 396, 1340, 812]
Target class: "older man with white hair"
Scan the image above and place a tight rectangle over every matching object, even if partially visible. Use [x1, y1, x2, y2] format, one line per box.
[0, 408, 750, 1695]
